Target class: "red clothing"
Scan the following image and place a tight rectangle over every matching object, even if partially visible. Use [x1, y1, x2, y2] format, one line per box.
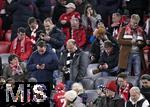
[119, 82, 132, 102]
[10, 36, 33, 61]
[0, 0, 5, 10]
[71, 27, 87, 48]
[59, 11, 80, 24]
[59, 11, 80, 44]
[53, 90, 65, 107]
[64, 26, 87, 48]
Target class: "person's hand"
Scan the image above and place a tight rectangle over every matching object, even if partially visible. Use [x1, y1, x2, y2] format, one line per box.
[102, 63, 108, 69]
[99, 65, 103, 70]
[91, 56, 95, 61]
[137, 40, 142, 45]
[36, 64, 41, 69]
[43, 35, 50, 41]
[61, 20, 67, 24]
[40, 64, 45, 70]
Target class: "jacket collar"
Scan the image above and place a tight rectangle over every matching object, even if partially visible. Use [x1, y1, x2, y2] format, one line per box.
[129, 94, 145, 104]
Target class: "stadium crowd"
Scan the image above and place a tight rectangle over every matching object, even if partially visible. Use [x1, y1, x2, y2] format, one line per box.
[0, 0, 150, 107]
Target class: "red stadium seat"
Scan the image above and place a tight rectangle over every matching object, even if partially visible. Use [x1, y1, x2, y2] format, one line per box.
[0, 41, 11, 54]
[5, 30, 12, 42]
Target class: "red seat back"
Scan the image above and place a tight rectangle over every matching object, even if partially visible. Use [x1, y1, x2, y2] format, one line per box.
[5, 30, 12, 42]
[0, 41, 11, 54]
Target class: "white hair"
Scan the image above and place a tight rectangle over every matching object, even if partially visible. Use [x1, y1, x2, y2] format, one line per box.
[64, 90, 77, 102]
[72, 82, 84, 95]
[130, 86, 141, 94]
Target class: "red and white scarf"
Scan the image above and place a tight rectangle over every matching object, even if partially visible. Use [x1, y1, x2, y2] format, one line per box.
[125, 24, 143, 35]
[119, 82, 130, 102]
[9, 61, 23, 75]
[12, 37, 25, 53]
[30, 25, 38, 44]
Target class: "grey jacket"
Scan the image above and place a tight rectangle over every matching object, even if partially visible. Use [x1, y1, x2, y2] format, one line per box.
[59, 49, 89, 82]
[67, 97, 86, 107]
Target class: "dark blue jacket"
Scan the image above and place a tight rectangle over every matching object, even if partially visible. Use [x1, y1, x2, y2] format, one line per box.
[27, 48, 58, 82]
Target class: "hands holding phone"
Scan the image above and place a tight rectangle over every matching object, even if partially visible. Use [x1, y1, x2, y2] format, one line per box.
[36, 64, 45, 70]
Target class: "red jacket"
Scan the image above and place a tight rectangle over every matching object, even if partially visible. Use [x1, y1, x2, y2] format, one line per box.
[59, 11, 80, 43]
[10, 36, 33, 61]
[64, 26, 87, 48]
[53, 90, 65, 107]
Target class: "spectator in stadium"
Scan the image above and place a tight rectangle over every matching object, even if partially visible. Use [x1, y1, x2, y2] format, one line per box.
[59, 2, 80, 43]
[116, 72, 133, 102]
[90, 25, 108, 63]
[72, 82, 87, 105]
[143, 18, 150, 72]
[81, 4, 101, 44]
[93, 80, 125, 107]
[53, 82, 66, 107]
[10, 27, 33, 62]
[140, 74, 150, 102]
[3, 54, 27, 82]
[52, 0, 67, 26]
[40, 18, 65, 57]
[126, 0, 149, 26]
[26, 17, 44, 45]
[106, 13, 124, 48]
[127, 87, 150, 107]
[93, 0, 122, 27]
[64, 90, 86, 107]
[27, 40, 58, 82]
[68, 17, 87, 49]
[7, 0, 37, 41]
[94, 40, 119, 76]
[59, 39, 89, 90]
[118, 14, 146, 84]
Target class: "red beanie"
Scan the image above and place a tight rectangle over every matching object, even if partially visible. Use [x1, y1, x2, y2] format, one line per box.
[105, 80, 117, 92]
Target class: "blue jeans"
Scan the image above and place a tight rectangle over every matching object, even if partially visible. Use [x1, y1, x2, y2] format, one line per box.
[126, 53, 141, 85]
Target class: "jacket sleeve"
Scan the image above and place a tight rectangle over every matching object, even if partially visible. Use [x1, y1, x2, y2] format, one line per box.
[44, 52, 59, 71]
[26, 54, 37, 72]
[9, 42, 15, 53]
[20, 40, 33, 61]
[49, 31, 66, 49]
[78, 30, 87, 48]
[77, 52, 89, 80]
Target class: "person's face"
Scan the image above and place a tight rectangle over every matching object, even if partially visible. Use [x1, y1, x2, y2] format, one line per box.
[10, 57, 19, 65]
[117, 77, 125, 87]
[66, 43, 76, 53]
[71, 18, 80, 29]
[130, 91, 140, 102]
[29, 21, 38, 29]
[105, 89, 114, 98]
[87, 7, 93, 15]
[17, 32, 25, 40]
[37, 46, 46, 55]
[112, 14, 120, 23]
[66, 7, 74, 14]
[130, 19, 139, 29]
[104, 47, 113, 55]
[44, 21, 53, 31]
[141, 79, 150, 88]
